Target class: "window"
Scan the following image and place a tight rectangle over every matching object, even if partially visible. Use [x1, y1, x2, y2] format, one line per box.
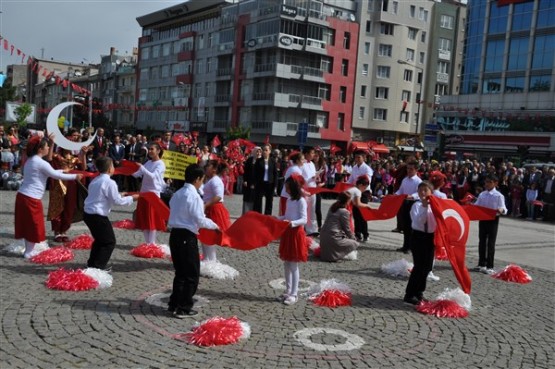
[419, 52, 425, 64]
[439, 38, 452, 52]
[141, 47, 150, 60]
[361, 85, 367, 97]
[206, 58, 212, 73]
[410, 5, 416, 18]
[438, 61, 449, 73]
[365, 20, 372, 33]
[343, 32, 351, 49]
[161, 65, 170, 78]
[402, 90, 411, 102]
[406, 48, 415, 61]
[362, 64, 369, 76]
[382, 0, 389, 12]
[485, 40, 505, 72]
[339, 86, 347, 103]
[529, 75, 551, 92]
[440, 15, 454, 29]
[375, 87, 389, 99]
[140, 68, 149, 80]
[403, 69, 413, 82]
[380, 23, 395, 36]
[435, 84, 447, 96]
[505, 77, 525, 93]
[400, 111, 409, 123]
[152, 45, 160, 58]
[163, 43, 171, 56]
[508, 37, 529, 71]
[374, 108, 387, 120]
[378, 44, 392, 57]
[421, 31, 427, 43]
[483, 78, 501, 94]
[341, 59, 349, 76]
[419, 8, 429, 22]
[359, 107, 365, 119]
[532, 34, 555, 70]
[319, 85, 330, 100]
[364, 42, 371, 54]
[393, 1, 398, 14]
[338, 113, 345, 131]
[408, 28, 417, 40]
[377, 66, 390, 79]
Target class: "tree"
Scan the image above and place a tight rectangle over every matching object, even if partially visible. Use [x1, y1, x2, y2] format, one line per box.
[226, 125, 251, 140]
[0, 81, 16, 113]
[14, 103, 33, 127]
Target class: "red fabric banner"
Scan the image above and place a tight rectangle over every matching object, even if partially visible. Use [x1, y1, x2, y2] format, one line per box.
[429, 196, 471, 294]
[140, 191, 170, 223]
[211, 135, 221, 148]
[358, 194, 407, 221]
[198, 211, 290, 251]
[461, 204, 497, 221]
[114, 160, 141, 176]
[306, 182, 353, 195]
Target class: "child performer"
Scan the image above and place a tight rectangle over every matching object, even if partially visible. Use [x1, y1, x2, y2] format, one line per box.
[202, 160, 231, 261]
[403, 181, 436, 305]
[474, 174, 507, 275]
[279, 152, 304, 216]
[167, 164, 220, 318]
[276, 174, 308, 305]
[133, 143, 166, 245]
[83, 157, 139, 270]
[15, 135, 82, 258]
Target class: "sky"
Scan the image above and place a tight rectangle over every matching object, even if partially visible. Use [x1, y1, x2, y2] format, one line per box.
[0, 0, 182, 72]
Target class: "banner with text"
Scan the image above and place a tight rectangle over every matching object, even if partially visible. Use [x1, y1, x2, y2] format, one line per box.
[162, 150, 197, 180]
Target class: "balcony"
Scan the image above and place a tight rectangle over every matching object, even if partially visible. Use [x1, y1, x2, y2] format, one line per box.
[277, 33, 304, 51]
[302, 66, 325, 82]
[253, 63, 275, 77]
[208, 120, 228, 131]
[275, 92, 301, 108]
[177, 50, 195, 62]
[176, 74, 193, 85]
[253, 92, 274, 103]
[214, 94, 231, 104]
[436, 72, 449, 84]
[250, 121, 273, 132]
[216, 68, 233, 79]
[301, 95, 322, 110]
[438, 49, 451, 61]
[271, 121, 321, 138]
[304, 38, 327, 55]
[276, 63, 302, 79]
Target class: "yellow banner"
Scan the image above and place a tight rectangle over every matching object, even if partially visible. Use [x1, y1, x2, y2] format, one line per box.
[162, 151, 198, 180]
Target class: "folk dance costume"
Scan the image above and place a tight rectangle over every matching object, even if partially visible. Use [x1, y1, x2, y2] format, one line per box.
[202, 174, 231, 261]
[15, 155, 79, 258]
[84, 174, 135, 270]
[133, 159, 166, 245]
[279, 165, 303, 216]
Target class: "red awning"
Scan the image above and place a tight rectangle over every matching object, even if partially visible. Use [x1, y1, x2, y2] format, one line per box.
[349, 141, 390, 154]
[348, 141, 370, 154]
[369, 142, 390, 154]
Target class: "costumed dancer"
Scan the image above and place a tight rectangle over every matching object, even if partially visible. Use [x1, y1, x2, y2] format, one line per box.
[279, 151, 304, 216]
[319, 192, 359, 262]
[14, 134, 82, 258]
[403, 181, 436, 305]
[84, 157, 139, 270]
[133, 143, 167, 245]
[46, 128, 88, 243]
[168, 164, 220, 318]
[276, 174, 308, 305]
[202, 160, 231, 261]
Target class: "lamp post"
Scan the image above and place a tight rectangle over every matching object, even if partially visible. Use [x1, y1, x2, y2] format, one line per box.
[398, 59, 424, 154]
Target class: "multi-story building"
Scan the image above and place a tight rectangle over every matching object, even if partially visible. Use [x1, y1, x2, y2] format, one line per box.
[437, 0, 555, 161]
[136, 0, 360, 147]
[6, 65, 27, 102]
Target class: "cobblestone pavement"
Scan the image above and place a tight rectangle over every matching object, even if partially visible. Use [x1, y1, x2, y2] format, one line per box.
[0, 191, 553, 369]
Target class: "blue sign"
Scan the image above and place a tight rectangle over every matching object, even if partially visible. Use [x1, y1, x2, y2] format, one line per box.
[297, 122, 308, 146]
[424, 135, 437, 143]
[425, 124, 439, 131]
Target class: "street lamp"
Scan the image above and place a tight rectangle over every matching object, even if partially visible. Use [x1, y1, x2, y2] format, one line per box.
[398, 59, 424, 154]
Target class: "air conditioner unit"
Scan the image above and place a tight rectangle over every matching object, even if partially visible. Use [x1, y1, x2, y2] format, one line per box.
[376, 137, 384, 144]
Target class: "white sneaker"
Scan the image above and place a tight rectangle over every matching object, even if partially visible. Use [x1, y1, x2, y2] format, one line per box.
[475, 266, 487, 273]
[485, 268, 496, 275]
[276, 294, 289, 302]
[283, 295, 298, 305]
[427, 271, 440, 281]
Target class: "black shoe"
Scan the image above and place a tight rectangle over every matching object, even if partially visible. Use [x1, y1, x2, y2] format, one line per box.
[307, 232, 319, 237]
[403, 296, 420, 305]
[167, 306, 176, 314]
[363, 236, 368, 242]
[396, 247, 409, 254]
[173, 309, 198, 319]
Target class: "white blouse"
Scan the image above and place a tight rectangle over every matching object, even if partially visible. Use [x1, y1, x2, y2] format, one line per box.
[203, 175, 225, 204]
[19, 155, 78, 199]
[278, 197, 307, 228]
[280, 165, 303, 198]
[135, 160, 166, 196]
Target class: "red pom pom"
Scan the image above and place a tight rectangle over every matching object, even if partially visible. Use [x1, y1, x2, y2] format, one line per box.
[64, 234, 93, 250]
[492, 264, 532, 284]
[199, 253, 204, 261]
[311, 290, 352, 307]
[313, 246, 321, 257]
[45, 268, 99, 291]
[131, 243, 165, 258]
[179, 316, 245, 346]
[30, 246, 74, 264]
[434, 246, 448, 261]
[416, 300, 469, 318]
[113, 219, 136, 229]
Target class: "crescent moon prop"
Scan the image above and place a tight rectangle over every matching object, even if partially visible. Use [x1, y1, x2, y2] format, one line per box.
[442, 209, 466, 241]
[46, 102, 97, 151]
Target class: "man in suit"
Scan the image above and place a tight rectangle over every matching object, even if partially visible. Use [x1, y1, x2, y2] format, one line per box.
[253, 144, 278, 215]
[109, 134, 126, 190]
[160, 131, 177, 151]
[91, 128, 108, 159]
[125, 136, 143, 192]
[541, 168, 555, 221]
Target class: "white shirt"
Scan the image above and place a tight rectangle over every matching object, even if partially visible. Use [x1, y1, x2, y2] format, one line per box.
[134, 160, 166, 196]
[475, 188, 507, 215]
[168, 183, 219, 234]
[301, 161, 317, 188]
[278, 197, 307, 228]
[280, 165, 303, 198]
[84, 174, 134, 216]
[19, 155, 77, 199]
[411, 189, 448, 201]
[347, 186, 362, 201]
[410, 201, 437, 233]
[348, 162, 373, 192]
[395, 174, 422, 196]
[203, 175, 225, 204]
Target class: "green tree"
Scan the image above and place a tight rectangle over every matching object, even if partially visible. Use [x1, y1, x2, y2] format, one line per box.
[226, 125, 251, 140]
[0, 81, 17, 121]
[14, 102, 33, 127]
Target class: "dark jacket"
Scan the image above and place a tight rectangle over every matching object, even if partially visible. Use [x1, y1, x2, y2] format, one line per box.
[254, 157, 278, 187]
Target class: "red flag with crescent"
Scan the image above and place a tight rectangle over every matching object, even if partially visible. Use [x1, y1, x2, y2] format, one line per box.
[358, 194, 407, 221]
[429, 196, 471, 293]
[461, 204, 497, 221]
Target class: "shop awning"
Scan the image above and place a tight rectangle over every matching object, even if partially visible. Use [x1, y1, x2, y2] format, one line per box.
[348, 141, 390, 154]
[396, 145, 424, 152]
[369, 142, 390, 154]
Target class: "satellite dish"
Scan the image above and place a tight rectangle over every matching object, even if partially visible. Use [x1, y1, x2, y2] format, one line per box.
[349, 13, 356, 22]
[115, 59, 121, 65]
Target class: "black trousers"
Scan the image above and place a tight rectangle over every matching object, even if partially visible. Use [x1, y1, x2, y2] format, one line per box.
[478, 217, 500, 269]
[253, 182, 275, 215]
[168, 228, 200, 312]
[400, 199, 416, 250]
[353, 191, 370, 240]
[405, 230, 435, 299]
[315, 194, 322, 228]
[84, 213, 116, 270]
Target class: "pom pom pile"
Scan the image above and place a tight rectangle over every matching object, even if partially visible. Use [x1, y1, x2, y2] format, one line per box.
[308, 279, 352, 308]
[200, 260, 239, 280]
[45, 267, 113, 291]
[343, 250, 358, 261]
[436, 287, 472, 311]
[63, 234, 94, 250]
[176, 316, 250, 347]
[492, 264, 532, 284]
[113, 219, 136, 229]
[307, 237, 320, 257]
[416, 300, 469, 318]
[131, 243, 171, 259]
[381, 259, 414, 278]
[30, 246, 74, 264]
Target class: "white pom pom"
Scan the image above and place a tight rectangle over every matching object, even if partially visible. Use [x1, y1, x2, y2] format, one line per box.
[308, 238, 320, 251]
[307, 278, 351, 297]
[25, 241, 50, 258]
[1, 172, 9, 181]
[83, 268, 113, 289]
[343, 250, 358, 260]
[157, 244, 171, 258]
[200, 260, 239, 280]
[436, 287, 472, 311]
[4, 239, 25, 255]
[239, 321, 251, 340]
[381, 259, 414, 278]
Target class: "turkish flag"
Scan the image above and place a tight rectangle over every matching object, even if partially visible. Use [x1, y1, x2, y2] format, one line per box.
[199, 211, 290, 250]
[211, 135, 221, 147]
[358, 194, 407, 221]
[461, 204, 496, 221]
[172, 133, 185, 146]
[429, 196, 472, 294]
[330, 143, 342, 154]
[114, 160, 141, 176]
[307, 182, 353, 195]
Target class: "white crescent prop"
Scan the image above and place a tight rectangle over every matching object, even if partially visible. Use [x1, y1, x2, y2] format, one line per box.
[46, 102, 97, 151]
[442, 209, 466, 241]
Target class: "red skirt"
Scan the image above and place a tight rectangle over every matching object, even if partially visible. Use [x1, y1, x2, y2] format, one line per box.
[134, 196, 167, 231]
[15, 192, 45, 243]
[279, 225, 308, 262]
[279, 196, 287, 216]
[206, 202, 231, 232]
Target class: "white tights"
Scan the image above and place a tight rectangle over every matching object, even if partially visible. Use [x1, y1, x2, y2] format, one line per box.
[202, 244, 217, 261]
[143, 230, 157, 245]
[24, 240, 35, 258]
[284, 261, 300, 297]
